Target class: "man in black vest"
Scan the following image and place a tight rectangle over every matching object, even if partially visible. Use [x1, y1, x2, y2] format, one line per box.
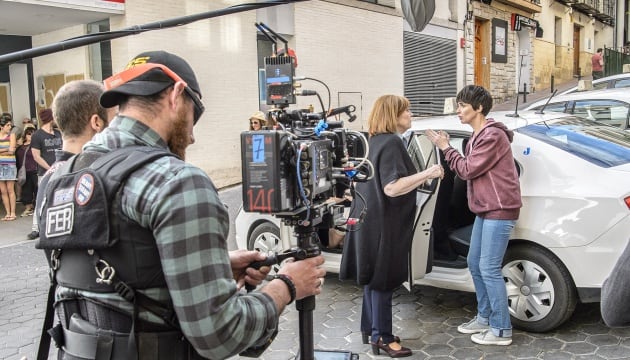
[37, 51, 325, 360]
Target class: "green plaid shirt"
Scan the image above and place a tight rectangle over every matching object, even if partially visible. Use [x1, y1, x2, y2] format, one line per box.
[56, 115, 278, 359]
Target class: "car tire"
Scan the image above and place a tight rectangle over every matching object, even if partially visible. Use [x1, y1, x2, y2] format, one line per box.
[248, 222, 282, 273]
[502, 244, 578, 333]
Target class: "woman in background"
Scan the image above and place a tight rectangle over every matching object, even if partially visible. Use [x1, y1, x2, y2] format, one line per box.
[16, 127, 37, 217]
[0, 116, 17, 221]
[340, 95, 443, 358]
[249, 111, 267, 130]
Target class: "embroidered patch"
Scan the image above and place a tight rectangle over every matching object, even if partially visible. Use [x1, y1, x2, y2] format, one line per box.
[45, 203, 74, 238]
[75, 173, 95, 206]
[53, 187, 74, 206]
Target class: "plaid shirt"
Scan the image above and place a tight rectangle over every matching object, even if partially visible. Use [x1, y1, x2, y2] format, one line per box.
[56, 115, 278, 359]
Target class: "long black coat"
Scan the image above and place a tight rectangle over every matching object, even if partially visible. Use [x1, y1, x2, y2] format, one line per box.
[339, 133, 417, 291]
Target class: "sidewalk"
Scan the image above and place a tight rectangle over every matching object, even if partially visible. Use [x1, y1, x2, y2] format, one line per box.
[492, 77, 583, 111]
[0, 202, 35, 248]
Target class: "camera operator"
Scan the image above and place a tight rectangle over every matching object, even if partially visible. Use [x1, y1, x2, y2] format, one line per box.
[38, 51, 325, 360]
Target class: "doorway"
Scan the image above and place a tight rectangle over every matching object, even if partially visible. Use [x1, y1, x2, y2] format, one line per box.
[474, 19, 490, 89]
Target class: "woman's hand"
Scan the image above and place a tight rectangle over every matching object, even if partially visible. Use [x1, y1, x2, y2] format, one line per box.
[425, 129, 450, 151]
[423, 164, 444, 184]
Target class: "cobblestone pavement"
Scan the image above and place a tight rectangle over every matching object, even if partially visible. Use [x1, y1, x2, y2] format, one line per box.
[2, 241, 630, 360]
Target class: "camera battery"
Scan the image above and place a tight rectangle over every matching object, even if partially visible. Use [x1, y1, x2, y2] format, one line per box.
[241, 131, 296, 213]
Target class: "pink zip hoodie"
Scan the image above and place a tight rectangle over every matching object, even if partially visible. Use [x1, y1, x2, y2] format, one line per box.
[442, 119, 522, 220]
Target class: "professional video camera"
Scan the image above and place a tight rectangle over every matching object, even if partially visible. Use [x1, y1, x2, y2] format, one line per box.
[239, 23, 370, 360]
[241, 23, 370, 230]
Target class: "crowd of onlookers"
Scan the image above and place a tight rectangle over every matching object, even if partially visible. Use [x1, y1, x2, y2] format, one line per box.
[0, 109, 62, 225]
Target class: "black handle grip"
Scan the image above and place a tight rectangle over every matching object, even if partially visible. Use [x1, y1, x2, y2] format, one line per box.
[244, 254, 279, 292]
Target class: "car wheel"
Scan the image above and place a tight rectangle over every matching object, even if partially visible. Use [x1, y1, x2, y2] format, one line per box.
[502, 244, 578, 333]
[248, 222, 282, 272]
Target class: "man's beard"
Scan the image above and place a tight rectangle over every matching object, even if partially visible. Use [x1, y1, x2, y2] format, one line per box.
[168, 106, 191, 160]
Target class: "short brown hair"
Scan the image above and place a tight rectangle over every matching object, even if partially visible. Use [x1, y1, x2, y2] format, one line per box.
[367, 95, 410, 136]
[52, 80, 107, 137]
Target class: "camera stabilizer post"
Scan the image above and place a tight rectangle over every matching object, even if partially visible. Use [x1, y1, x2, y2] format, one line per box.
[241, 203, 355, 360]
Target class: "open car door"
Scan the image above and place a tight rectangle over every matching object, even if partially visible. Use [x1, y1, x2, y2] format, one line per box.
[404, 132, 442, 291]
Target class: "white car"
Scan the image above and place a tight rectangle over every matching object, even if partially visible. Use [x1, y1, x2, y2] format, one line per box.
[560, 73, 630, 95]
[236, 110, 630, 333]
[525, 88, 630, 131]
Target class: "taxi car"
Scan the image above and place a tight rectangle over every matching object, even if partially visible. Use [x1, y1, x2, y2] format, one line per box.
[236, 110, 630, 333]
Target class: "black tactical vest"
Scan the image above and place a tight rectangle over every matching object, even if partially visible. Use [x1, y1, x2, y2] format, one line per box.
[35, 147, 205, 360]
[37, 146, 173, 292]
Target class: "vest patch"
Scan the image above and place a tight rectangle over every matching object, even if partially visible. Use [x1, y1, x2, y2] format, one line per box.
[46, 203, 74, 238]
[75, 173, 95, 206]
[53, 187, 74, 206]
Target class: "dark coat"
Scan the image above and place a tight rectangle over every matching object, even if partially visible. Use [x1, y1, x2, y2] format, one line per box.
[339, 133, 417, 291]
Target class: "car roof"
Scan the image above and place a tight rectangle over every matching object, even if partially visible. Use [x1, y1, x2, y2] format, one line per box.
[525, 88, 630, 111]
[409, 110, 568, 132]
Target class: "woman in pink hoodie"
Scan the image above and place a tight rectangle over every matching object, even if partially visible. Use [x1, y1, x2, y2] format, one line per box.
[426, 85, 521, 346]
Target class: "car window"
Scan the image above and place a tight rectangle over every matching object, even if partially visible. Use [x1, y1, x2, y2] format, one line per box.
[613, 79, 630, 88]
[592, 82, 609, 90]
[516, 117, 630, 167]
[572, 100, 629, 129]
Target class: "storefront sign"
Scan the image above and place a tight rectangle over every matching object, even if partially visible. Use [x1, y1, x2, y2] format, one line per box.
[511, 13, 537, 31]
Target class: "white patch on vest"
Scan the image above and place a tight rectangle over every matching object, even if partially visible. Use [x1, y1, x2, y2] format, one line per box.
[45, 203, 74, 238]
[75, 173, 95, 206]
[53, 187, 74, 206]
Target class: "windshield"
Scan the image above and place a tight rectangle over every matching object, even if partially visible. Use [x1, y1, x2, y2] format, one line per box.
[516, 117, 630, 168]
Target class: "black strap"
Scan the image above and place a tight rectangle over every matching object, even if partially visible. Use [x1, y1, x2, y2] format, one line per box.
[114, 280, 180, 330]
[36, 281, 56, 360]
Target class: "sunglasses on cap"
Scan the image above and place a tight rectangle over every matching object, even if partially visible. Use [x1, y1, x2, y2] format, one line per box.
[104, 63, 205, 125]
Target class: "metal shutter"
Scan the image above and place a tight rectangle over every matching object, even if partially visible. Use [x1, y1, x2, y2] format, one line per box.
[404, 31, 457, 116]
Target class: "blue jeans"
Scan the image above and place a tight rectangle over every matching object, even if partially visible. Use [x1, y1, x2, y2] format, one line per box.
[361, 286, 395, 344]
[468, 216, 515, 337]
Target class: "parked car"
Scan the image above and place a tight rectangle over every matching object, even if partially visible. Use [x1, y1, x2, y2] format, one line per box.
[560, 73, 630, 95]
[525, 88, 630, 131]
[236, 111, 630, 333]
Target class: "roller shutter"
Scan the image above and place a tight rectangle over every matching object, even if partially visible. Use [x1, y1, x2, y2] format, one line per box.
[404, 31, 457, 116]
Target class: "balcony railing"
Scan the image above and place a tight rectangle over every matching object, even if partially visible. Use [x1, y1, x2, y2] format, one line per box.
[555, 0, 615, 26]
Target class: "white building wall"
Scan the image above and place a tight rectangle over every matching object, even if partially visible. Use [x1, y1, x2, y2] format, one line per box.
[32, 25, 88, 77]
[292, 1, 403, 133]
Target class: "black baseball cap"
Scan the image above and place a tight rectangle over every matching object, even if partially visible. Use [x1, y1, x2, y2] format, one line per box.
[100, 51, 202, 108]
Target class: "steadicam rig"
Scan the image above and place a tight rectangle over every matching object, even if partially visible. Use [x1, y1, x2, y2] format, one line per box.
[239, 23, 369, 360]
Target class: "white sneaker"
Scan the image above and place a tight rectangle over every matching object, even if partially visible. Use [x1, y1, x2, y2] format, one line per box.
[457, 316, 489, 334]
[471, 329, 512, 346]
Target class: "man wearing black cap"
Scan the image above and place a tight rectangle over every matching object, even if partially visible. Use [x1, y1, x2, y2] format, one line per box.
[35, 51, 326, 360]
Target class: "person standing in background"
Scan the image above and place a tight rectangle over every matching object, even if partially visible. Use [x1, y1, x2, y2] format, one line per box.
[249, 110, 267, 130]
[27, 108, 62, 239]
[0, 116, 17, 221]
[592, 48, 604, 80]
[426, 85, 521, 346]
[15, 127, 37, 217]
[340, 95, 444, 358]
